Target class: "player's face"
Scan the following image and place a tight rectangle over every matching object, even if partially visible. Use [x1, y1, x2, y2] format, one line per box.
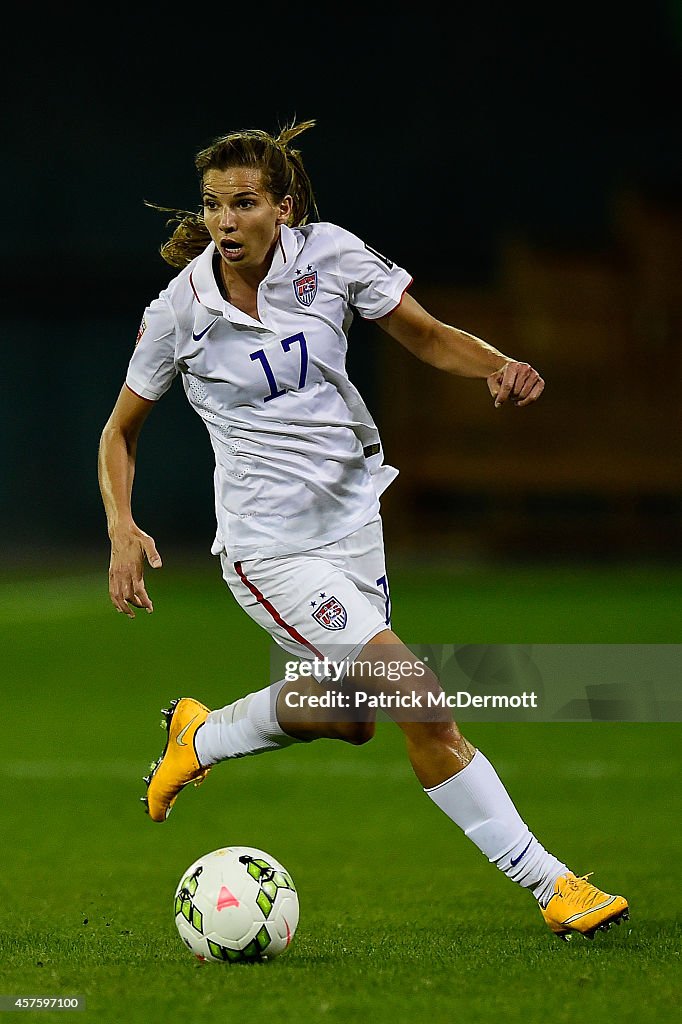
[202, 168, 292, 274]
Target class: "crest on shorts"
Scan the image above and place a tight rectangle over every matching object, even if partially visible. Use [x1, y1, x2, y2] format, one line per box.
[312, 595, 347, 631]
[293, 269, 318, 307]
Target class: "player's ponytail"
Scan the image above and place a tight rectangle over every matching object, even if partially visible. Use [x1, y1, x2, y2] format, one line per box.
[148, 119, 319, 269]
[273, 119, 319, 228]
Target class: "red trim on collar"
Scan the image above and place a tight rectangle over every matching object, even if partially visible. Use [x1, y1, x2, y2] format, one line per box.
[189, 271, 200, 303]
[278, 234, 286, 264]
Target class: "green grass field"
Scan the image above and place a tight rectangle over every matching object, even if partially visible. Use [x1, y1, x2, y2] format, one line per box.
[1, 558, 681, 1023]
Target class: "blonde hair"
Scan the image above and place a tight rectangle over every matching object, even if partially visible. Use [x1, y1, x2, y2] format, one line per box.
[147, 120, 319, 269]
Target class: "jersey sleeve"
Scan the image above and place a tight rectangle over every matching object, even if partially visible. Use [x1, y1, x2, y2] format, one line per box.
[125, 292, 177, 401]
[335, 226, 413, 319]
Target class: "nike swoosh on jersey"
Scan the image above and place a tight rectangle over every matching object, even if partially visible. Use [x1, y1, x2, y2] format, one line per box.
[192, 318, 219, 341]
[176, 716, 198, 746]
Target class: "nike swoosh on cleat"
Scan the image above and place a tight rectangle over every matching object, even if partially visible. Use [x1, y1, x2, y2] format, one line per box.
[192, 318, 219, 341]
[510, 839, 533, 866]
[176, 716, 198, 746]
[564, 895, 618, 925]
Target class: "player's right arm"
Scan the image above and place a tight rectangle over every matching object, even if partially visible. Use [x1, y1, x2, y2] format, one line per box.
[98, 384, 162, 618]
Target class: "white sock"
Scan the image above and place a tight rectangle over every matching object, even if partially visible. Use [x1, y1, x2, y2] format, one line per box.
[194, 680, 300, 766]
[425, 749, 568, 906]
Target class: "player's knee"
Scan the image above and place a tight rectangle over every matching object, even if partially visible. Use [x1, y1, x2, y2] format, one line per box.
[411, 670, 456, 726]
[336, 719, 376, 745]
[420, 718, 463, 743]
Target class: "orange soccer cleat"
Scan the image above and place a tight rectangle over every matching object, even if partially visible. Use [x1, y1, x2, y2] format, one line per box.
[141, 697, 212, 822]
[541, 872, 629, 940]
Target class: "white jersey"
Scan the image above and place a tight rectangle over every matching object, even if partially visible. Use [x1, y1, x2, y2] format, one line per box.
[126, 222, 413, 559]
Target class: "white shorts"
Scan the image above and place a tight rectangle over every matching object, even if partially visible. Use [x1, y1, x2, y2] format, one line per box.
[221, 515, 391, 664]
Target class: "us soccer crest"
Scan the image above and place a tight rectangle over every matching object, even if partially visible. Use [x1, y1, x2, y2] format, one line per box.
[293, 269, 318, 307]
[312, 595, 347, 631]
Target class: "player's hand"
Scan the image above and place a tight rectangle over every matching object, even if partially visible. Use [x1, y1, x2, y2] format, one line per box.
[108, 526, 162, 618]
[487, 361, 545, 408]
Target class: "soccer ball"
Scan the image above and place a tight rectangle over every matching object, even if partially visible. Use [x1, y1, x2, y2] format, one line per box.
[173, 846, 299, 963]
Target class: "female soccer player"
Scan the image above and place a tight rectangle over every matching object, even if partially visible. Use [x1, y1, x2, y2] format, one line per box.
[98, 120, 628, 940]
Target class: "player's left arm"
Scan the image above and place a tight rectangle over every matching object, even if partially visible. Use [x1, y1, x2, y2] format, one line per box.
[376, 292, 545, 408]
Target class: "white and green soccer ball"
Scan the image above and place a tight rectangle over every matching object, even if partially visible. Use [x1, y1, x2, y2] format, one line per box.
[173, 846, 299, 963]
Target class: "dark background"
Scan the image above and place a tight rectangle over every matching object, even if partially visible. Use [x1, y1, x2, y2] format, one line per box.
[2, 6, 681, 563]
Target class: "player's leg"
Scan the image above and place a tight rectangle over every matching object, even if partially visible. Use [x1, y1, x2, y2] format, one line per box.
[197, 671, 376, 761]
[347, 628, 568, 897]
[350, 628, 629, 938]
